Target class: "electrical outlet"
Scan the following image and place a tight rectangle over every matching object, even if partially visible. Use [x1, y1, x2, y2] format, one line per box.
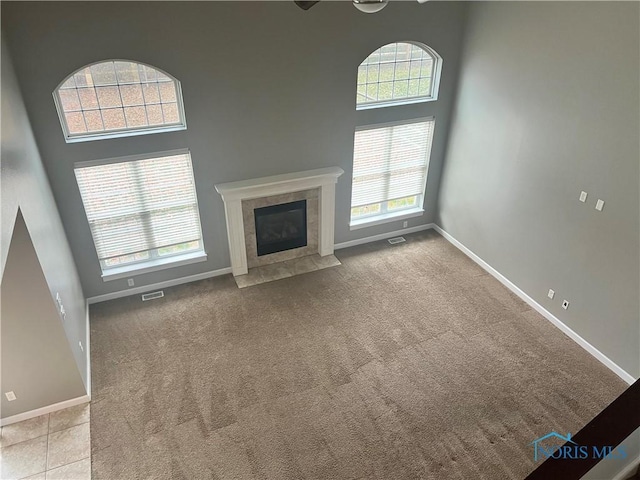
[548, 289, 555, 299]
[579, 191, 588, 203]
[595, 199, 605, 211]
[79, 341, 84, 352]
[403, 221, 408, 228]
[562, 300, 570, 310]
[56, 292, 62, 306]
[5, 391, 16, 401]
[127, 278, 135, 287]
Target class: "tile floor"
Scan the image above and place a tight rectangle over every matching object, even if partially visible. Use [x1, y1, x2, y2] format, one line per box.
[235, 253, 341, 288]
[0, 403, 90, 480]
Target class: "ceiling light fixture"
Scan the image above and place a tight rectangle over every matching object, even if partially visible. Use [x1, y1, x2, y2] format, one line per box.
[352, 0, 388, 14]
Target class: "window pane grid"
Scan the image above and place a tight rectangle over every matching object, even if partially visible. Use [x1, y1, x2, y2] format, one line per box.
[356, 42, 436, 107]
[390, 43, 398, 100]
[55, 62, 172, 90]
[61, 100, 179, 112]
[56, 60, 185, 139]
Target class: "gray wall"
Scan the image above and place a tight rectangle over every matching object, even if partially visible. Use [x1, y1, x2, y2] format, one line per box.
[1, 1, 468, 299]
[439, 2, 640, 378]
[1, 211, 87, 417]
[1, 37, 88, 417]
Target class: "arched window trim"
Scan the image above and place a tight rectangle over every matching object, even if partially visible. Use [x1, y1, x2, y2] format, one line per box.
[356, 41, 443, 110]
[53, 59, 187, 143]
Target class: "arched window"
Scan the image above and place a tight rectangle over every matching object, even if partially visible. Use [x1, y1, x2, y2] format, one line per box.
[356, 42, 442, 109]
[350, 41, 440, 229]
[54, 60, 186, 142]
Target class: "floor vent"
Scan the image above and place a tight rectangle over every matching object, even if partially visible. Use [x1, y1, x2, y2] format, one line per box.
[141, 291, 164, 301]
[388, 236, 406, 245]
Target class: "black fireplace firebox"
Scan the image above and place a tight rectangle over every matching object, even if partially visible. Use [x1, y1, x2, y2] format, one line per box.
[254, 200, 307, 256]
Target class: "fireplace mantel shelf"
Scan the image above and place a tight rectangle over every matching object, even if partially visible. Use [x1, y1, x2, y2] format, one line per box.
[215, 167, 344, 277]
[215, 167, 344, 201]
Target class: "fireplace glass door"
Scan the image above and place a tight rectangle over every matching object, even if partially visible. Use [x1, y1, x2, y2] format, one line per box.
[254, 200, 307, 256]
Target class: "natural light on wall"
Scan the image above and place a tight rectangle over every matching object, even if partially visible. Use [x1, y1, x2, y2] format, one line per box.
[350, 118, 435, 228]
[356, 42, 442, 109]
[54, 60, 186, 142]
[74, 150, 205, 280]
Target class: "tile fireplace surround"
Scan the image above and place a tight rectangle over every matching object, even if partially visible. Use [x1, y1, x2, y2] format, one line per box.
[215, 167, 344, 277]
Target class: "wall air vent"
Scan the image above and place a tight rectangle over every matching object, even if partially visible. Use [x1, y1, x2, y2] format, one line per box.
[387, 236, 406, 245]
[141, 291, 164, 301]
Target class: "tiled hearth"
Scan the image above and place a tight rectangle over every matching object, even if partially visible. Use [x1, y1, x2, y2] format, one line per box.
[235, 253, 341, 288]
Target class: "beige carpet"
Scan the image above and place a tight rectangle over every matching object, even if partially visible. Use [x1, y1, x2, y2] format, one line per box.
[89, 230, 628, 479]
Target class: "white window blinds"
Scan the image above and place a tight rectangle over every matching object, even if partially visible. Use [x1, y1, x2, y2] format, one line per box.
[351, 118, 435, 208]
[75, 151, 203, 267]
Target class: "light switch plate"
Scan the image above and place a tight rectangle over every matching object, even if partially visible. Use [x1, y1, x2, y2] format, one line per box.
[5, 391, 16, 401]
[548, 289, 555, 299]
[579, 191, 588, 203]
[595, 199, 605, 211]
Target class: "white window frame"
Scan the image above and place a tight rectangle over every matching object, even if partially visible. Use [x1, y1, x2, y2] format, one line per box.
[349, 195, 425, 230]
[54, 59, 187, 143]
[349, 117, 435, 230]
[356, 41, 443, 111]
[99, 250, 207, 281]
[74, 149, 206, 281]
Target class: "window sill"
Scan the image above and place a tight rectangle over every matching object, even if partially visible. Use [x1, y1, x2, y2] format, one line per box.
[101, 251, 207, 282]
[65, 124, 186, 143]
[349, 208, 424, 231]
[356, 97, 437, 111]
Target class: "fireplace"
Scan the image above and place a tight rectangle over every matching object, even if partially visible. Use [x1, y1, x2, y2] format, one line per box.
[214, 167, 343, 276]
[254, 200, 307, 256]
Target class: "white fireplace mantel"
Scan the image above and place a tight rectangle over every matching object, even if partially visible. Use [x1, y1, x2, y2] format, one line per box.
[215, 167, 344, 276]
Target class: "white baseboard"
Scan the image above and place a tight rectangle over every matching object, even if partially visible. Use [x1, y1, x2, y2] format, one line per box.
[0, 395, 90, 427]
[85, 224, 635, 385]
[88, 225, 436, 304]
[611, 455, 640, 480]
[335, 223, 435, 250]
[432, 224, 636, 386]
[86, 266, 232, 304]
[85, 302, 91, 398]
